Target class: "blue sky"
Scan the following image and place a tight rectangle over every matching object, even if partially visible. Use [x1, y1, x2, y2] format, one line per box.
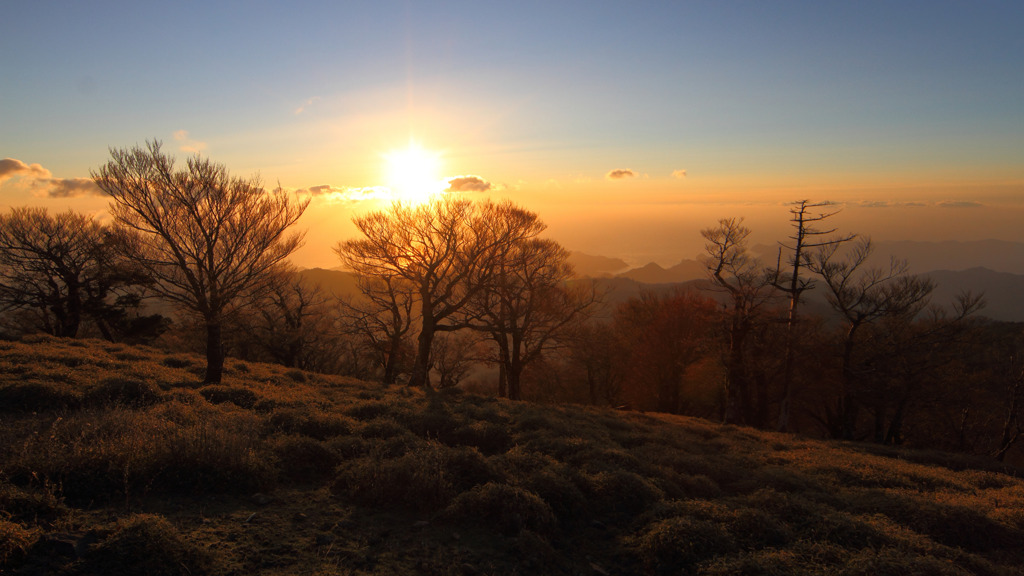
[2, 1, 1022, 266]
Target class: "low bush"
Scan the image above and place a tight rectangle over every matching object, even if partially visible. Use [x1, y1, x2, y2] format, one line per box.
[632, 515, 736, 575]
[267, 407, 353, 440]
[582, 470, 664, 520]
[76, 513, 220, 576]
[0, 482, 66, 525]
[270, 435, 340, 483]
[199, 385, 261, 409]
[0, 519, 36, 566]
[160, 357, 193, 369]
[0, 382, 80, 412]
[444, 482, 556, 536]
[9, 408, 273, 502]
[332, 442, 454, 513]
[83, 377, 163, 408]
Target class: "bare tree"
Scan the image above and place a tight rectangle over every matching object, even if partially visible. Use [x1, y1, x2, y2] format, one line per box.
[0, 207, 152, 340]
[467, 237, 599, 401]
[771, 200, 854, 431]
[430, 331, 481, 389]
[231, 265, 345, 372]
[92, 141, 308, 383]
[810, 238, 934, 439]
[337, 272, 417, 384]
[701, 217, 779, 426]
[336, 197, 545, 388]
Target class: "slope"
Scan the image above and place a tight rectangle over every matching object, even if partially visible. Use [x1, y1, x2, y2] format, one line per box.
[0, 336, 1021, 575]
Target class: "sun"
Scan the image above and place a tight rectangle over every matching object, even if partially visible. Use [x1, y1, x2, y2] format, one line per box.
[384, 143, 444, 204]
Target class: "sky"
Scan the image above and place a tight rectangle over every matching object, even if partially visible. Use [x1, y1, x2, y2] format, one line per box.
[2, 1, 1022, 268]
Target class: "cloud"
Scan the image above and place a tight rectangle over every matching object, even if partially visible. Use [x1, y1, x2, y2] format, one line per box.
[173, 130, 207, 153]
[0, 158, 51, 182]
[294, 96, 321, 115]
[32, 177, 102, 198]
[671, 169, 687, 179]
[293, 185, 391, 203]
[445, 175, 492, 193]
[0, 158, 101, 197]
[606, 169, 637, 180]
[938, 200, 983, 208]
[850, 200, 929, 208]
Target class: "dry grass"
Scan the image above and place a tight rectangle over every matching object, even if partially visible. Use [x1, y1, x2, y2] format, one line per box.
[0, 335, 1022, 575]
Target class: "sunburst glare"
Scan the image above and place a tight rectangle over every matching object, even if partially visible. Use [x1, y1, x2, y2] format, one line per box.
[384, 143, 444, 204]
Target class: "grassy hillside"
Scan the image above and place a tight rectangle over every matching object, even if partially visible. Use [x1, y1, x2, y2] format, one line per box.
[1, 336, 1022, 575]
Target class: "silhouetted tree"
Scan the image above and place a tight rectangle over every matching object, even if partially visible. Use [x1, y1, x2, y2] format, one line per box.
[701, 217, 779, 426]
[231, 265, 345, 372]
[614, 289, 718, 414]
[337, 197, 544, 388]
[0, 207, 153, 340]
[92, 141, 308, 383]
[337, 272, 417, 384]
[566, 321, 623, 406]
[467, 237, 599, 400]
[771, 200, 854, 431]
[430, 331, 480, 389]
[810, 238, 934, 439]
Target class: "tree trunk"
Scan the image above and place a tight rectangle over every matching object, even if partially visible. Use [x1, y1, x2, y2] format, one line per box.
[409, 317, 434, 389]
[204, 319, 225, 384]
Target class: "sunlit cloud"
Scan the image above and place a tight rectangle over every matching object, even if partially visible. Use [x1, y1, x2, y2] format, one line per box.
[938, 200, 983, 208]
[671, 169, 687, 179]
[0, 158, 51, 182]
[32, 178, 102, 198]
[445, 175, 492, 193]
[173, 130, 207, 153]
[294, 96, 321, 115]
[0, 158, 102, 197]
[294, 184, 393, 204]
[606, 169, 637, 180]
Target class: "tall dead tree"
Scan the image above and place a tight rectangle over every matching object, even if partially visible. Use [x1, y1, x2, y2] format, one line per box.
[771, 200, 854, 432]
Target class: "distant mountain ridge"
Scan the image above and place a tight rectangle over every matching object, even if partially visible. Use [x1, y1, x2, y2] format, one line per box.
[303, 239, 1024, 322]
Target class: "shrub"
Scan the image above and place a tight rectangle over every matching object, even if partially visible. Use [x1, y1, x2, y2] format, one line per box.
[267, 407, 353, 440]
[9, 408, 273, 502]
[199, 385, 260, 409]
[270, 435, 340, 483]
[0, 382, 80, 412]
[333, 446, 452, 513]
[444, 483, 556, 536]
[284, 369, 306, 383]
[445, 446, 501, 491]
[347, 399, 402, 421]
[0, 519, 36, 566]
[161, 357, 192, 369]
[839, 547, 971, 576]
[447, 420, 513, 454]
[83, 377, 163, 408]
[0, 482, 66, 525]
[520, 465, 587, 523]
[76, 514, 220, 576]
[583, 470, 664, 520]
[633, 516, 737, 575]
